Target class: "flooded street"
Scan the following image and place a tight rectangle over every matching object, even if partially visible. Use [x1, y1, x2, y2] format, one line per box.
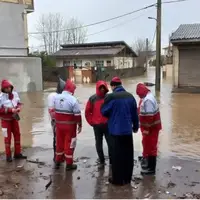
[1, 67, 200, 160]
[0, 67, 200, 199]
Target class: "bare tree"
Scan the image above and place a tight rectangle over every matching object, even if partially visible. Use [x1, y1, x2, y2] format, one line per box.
[35, 14, 87, 54]
[36, 13, 64, 54]
[132, 38, 153, 67]
[62, 18, 87, 44]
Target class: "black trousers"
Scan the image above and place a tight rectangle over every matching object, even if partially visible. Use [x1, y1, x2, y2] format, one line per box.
[110, 134, 134, 185]
[93, 124, 112, 164]
[51, 120, 56, 160]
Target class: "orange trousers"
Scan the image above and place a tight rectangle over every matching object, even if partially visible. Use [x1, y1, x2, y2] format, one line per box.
[1, 120, 21, 157]
[142, 129, 159, 157]
[55, 123, 77, 165]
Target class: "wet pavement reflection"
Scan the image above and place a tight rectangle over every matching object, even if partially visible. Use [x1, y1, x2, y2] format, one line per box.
[0, 67, 200, 198]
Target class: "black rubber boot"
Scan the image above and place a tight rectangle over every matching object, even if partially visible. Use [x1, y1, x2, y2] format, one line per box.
[141, 157, 148, 169]
[141, 156, 156, 175]
[108, 177, 125, 186]
[54, 162, 61, 169]
[6, 157, 12, 162]
[66, 164, 77, 171]
[14, 154, 27, 160]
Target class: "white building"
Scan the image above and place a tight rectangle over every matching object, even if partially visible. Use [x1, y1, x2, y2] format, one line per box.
[0, 0, 42, 92]
[53, 41, 137, 69]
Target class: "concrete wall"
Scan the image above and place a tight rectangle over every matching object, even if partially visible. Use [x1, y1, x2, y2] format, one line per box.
[56, 56, 136, 69]
[94, 66, 144, 82]
[42, 66, 68, 82]
[0, 57, 43, 92]
[172, 46, 179, 88]
[42, 66, 144, 83]
[0, 2, 27, 56]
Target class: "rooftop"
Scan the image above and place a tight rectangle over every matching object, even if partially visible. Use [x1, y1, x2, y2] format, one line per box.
[53, 41, 137, 57]
[171, 23, 200, 43]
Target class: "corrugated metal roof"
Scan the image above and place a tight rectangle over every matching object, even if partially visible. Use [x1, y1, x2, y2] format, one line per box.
[60, 41, 127, 48]
[53, 41, 137, 57]
[53, 46, 124, 57]
[171, 24, 200, 42]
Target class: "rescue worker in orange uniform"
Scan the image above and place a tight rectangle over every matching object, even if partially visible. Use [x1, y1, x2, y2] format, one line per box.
[47, 77, 66, 162]
[54, 80, 82, 170]
[0, 80, 27, 162]
[136, 83, 162, 175]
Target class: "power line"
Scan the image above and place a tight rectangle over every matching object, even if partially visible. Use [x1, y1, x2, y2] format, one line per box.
[28, 0, 191, 35]
[29, 12, 150, 49]
[28, 3, 156, 35]
[150, 28, 156, 46]
[162, 0, 191, 4]
[85, 12, 150, 38]
[29, 0, 191, 50]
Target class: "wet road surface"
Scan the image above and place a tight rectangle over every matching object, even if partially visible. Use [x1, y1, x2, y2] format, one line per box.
[0, 67, 200, 198]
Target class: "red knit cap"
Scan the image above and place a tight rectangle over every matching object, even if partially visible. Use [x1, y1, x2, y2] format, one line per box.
[110, 76, 122, 86]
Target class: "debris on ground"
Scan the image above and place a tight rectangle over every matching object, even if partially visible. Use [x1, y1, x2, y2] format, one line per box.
[0, 189, 4, 196]
[138, 156, 143, 161]
[185, 193, 193, 198]
[16, 165, 24, 172]
[132, 176, 143, 185]
[172, 166, 182, 171]
[144, 193, 151, 198]
[132, 185, 138, 189]
[144, 82, 155, 87]
[45, 175, 52, 190]
[74, 158, 79, 163]
[79, 156, 90, 160]
[77, 176, 80, 180]
[27, 159, 45, 165]
[164, 171, 171, 176]
[165, 191, 170, 194]
[85, 164, 91, 168]
[134, 159, 137, 164]
[178, 192, 200, 199]
[167, 181, 176, 188]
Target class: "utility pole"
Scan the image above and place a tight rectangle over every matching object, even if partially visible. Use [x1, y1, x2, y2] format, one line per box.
[155, 0, 162, 91]
[145, 38, 149, 70]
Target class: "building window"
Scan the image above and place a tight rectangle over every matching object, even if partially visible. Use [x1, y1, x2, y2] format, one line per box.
[106, 60, 111, 67]
[95, 60, 104, 67]
[73, 60, 82, 69]
[63, 60, 70, 67]
[85, 62, 91, 67]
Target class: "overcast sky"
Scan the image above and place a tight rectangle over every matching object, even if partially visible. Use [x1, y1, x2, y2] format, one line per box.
[28, 0, 199, 51]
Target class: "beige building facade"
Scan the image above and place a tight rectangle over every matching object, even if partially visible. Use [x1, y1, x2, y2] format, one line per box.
[0, 0, 34, 52]
[171, 24, 200, 92]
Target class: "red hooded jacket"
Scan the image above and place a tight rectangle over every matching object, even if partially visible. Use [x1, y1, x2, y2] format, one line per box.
[0, 80, 21, 119]
[85, 80, 109, 126]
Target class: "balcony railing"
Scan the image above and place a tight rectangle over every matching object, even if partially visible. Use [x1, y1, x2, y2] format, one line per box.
[23, 0, 34, 12]
[0, 0, 34, 12]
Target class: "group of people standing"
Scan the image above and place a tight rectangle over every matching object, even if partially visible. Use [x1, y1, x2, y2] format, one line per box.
[0, 77, 161, 187]
[48, 76, 162, 186]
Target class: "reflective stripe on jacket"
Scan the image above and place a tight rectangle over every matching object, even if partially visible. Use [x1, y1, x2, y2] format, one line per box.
[54, 91, 82, 126]
[139, 92, 162, 131]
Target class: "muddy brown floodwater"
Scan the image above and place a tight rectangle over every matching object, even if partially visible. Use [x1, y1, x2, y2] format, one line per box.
[0, 67, 200, 199]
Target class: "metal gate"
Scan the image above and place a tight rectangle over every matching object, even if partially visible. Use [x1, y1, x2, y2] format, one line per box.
[179, 47, 200, 87]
